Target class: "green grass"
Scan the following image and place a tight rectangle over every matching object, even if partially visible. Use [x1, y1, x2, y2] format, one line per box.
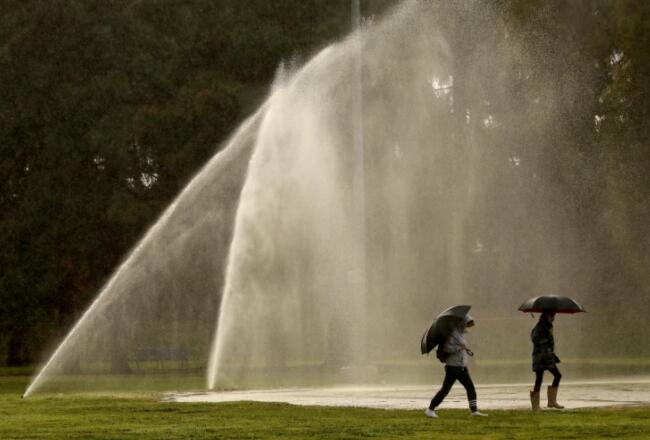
[27, 372, 206, 394]
[22, 356, 650, 394]
[2, 372, 649, 439]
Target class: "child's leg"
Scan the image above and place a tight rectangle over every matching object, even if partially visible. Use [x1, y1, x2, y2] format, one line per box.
[456, 367, 478, 412]
[548, 367, 562, 387]
[533, 369, 544, 392]
[429, 367, 457, 410]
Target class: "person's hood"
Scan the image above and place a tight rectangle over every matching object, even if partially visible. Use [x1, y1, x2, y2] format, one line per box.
[459, 314, 474, 332]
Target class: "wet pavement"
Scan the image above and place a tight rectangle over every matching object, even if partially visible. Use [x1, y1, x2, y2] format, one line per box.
[166, 378, 650, 410]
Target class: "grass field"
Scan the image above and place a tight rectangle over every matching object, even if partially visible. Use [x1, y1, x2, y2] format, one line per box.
[2, 370, 649, 439]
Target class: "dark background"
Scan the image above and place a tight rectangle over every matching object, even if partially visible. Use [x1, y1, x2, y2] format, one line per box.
[1, 0, 648, 367]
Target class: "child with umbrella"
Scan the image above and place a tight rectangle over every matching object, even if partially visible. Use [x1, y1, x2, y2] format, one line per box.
[530, 310, 563, 410]
[519, 295, 586, 411]
[421, 306, 488, 418]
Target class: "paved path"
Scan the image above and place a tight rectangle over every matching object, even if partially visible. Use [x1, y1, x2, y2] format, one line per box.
[166, 379, 650, 410]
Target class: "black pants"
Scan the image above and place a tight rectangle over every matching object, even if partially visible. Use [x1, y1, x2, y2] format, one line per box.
[429, 366, 477, 411]
[533, 367, 561, 392]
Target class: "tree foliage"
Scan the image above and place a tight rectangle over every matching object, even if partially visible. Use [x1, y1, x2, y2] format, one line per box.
[0, 0, 649, 365]
[0, 0, 357, 365]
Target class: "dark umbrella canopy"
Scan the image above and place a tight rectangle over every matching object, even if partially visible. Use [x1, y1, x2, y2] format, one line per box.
[518, 295, 585, 314]
[421, 305, 471, 355]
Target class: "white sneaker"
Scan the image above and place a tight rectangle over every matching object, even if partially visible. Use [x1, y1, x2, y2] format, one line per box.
[471, 410, 488, 417]
[425, 408, 438, 418]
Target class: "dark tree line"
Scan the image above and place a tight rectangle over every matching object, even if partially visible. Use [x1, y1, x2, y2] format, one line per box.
[1, 0, 649, 366]
[0, 0, 399, 366]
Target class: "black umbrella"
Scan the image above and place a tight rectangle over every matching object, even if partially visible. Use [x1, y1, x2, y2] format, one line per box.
[420, 305, 471, 355]
[518, 295, 585, 314]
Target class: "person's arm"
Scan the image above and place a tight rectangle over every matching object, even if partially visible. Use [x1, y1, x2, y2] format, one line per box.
[444, 330, 468, 353]
[532, 325, 550, 346]
[443, 331, 463, 353]
[532, 325, 554, 355]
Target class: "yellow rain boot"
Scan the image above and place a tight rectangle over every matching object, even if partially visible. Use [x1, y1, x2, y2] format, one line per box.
[530, 390, 541, 411]
[547, 386, 564, 409]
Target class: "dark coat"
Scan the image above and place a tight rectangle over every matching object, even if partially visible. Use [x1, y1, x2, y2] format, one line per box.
[531, 319, 561, 371]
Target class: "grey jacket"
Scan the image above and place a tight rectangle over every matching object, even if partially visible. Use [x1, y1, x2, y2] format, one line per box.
[443, 328, 468, 367]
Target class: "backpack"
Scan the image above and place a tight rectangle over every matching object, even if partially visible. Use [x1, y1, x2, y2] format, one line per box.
[435, 345, 449, 363]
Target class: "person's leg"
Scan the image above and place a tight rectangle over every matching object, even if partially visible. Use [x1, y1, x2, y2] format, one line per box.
[530, 369, 543, 411]
[547, 367, 564, 408]
[456, 368, 483, 414]
[533, 369, 544, 392]
[429, 366, 458, 410]
[549, 367, 562, 387]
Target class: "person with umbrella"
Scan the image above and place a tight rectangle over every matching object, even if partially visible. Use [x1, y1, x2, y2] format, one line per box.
[530, 310, 563, 410]
[421, 306, 487, 418]
[519, 295, 586, 411]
